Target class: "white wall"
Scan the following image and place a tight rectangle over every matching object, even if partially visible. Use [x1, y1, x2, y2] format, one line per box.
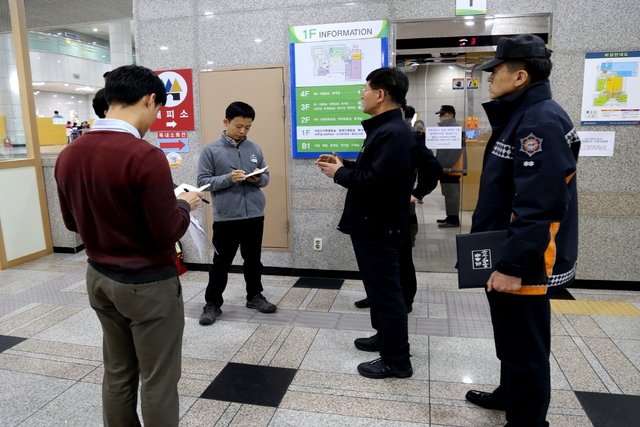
[34, 91, 93, 123]
[30, 51, 110, 88]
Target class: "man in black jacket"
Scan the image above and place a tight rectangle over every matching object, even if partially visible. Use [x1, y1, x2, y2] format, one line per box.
[316, 67, 415, 379]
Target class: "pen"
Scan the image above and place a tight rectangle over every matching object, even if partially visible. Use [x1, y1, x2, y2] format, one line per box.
[183, 188, 210, 204]
[230, 166, 237, 170]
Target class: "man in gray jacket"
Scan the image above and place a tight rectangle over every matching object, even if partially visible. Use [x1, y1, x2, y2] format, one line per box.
[434, 105, 466, 228]
[197, 101, 276, 325]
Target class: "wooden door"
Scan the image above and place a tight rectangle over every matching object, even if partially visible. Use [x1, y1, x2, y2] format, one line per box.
[199, 67, 290, 249]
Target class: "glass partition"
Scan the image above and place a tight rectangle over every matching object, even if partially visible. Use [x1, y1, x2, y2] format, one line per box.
[393, 14, 552, 272]
[28, 32, 111, 63]
[0, 32, 28, 160]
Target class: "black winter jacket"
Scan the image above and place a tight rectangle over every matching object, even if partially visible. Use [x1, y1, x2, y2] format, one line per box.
[335, 109, 416, 240]
[471, 80, 580, 294]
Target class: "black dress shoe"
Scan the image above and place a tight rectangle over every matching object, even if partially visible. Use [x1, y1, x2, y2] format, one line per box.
[354, 298, 370, 308]
[354, 334, 380, 352]
[465, 390, 506, 411]
[406, 304, 413, 314]
[436, 218, 448, 223]
[357, 357, 412, 379]
[438, 221, 460, 228]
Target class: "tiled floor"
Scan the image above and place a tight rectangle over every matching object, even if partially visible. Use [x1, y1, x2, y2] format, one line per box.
[1, 253, 640, 426]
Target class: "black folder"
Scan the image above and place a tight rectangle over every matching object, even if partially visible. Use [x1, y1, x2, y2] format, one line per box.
[456, 230, 549, 289]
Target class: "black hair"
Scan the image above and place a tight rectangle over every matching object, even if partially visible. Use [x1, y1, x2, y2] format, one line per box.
[403, 105, 416, 120]
[505, 56, 553, 83]
[225, 101, 255, 121]
[92, 88, 108, 119]
[104, 65, 167, 108]
[103, 71, 111, 79]
[365, 67, 409, 107]
[54, 110, 59, 114]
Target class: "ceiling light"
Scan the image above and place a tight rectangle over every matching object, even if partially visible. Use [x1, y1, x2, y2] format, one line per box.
[159, 46, 168, 50]
[71, 96, 74, 99]
[93, 28, 98, 32]
[75, 87, 95, 92]
[64, 83, 69, 86]
[32, 82, 45, 86]
[254, 38, 262, 43]
[78, 101, 83, 103]
[207, 61, 213, 65]
[53, 95, 57, 97]
[204, 11, 214, 16]
[57, 32, 61, 35]
[465, 21, 474, 26]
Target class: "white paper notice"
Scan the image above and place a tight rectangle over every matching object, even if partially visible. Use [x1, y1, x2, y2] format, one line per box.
[174, 183, 216, 259]
[577, 131, 615, 157]
[425, 126, 462, 149]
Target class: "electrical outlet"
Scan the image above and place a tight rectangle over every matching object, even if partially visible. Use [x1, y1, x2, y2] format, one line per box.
[313, 237, 322, 251]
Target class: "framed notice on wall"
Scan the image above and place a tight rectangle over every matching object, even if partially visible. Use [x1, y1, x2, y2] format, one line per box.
[289, 20, 388, 158]
[580, 51, 640, 126]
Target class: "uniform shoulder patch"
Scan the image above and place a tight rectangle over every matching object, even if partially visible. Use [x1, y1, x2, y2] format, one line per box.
[520, 133, 543, 157]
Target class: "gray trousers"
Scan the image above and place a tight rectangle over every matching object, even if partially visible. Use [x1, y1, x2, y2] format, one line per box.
[441, 175, 461, 217]
[87, 265, 185, 427]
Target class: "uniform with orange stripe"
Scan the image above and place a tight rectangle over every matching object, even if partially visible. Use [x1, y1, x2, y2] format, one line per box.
[471, 79, 580, 294]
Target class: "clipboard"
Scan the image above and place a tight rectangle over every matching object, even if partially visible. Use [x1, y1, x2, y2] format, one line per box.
[455, 230, 548, 289]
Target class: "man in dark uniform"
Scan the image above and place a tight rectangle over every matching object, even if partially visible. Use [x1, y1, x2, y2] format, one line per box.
[464, 34, 580, 427]
[316, 67, 415, 379]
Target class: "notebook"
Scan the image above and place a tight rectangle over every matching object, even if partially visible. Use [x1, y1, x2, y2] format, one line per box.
[456, 230, 548, 289]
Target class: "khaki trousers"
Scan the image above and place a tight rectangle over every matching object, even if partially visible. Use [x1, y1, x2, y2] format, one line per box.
[87, 265, 185, 427]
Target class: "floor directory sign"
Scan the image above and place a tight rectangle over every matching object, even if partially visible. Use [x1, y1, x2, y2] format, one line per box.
[289, 20, 388, 158]
[581, 51, 640, 125]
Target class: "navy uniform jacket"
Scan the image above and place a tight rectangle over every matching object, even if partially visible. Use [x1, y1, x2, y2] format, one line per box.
[471, 80, 580, 294]
[335, 109, 416, 240]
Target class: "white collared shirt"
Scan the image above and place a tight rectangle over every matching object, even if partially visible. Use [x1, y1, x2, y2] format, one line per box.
[91, 118, 140, 139]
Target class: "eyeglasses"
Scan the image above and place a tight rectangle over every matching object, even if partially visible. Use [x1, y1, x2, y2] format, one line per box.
[358, 87, 387, 97]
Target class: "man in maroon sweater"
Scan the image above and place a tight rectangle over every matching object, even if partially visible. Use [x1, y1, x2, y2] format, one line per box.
[55, 65, 202, 427]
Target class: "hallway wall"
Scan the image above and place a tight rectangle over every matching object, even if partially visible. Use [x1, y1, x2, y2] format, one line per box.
[132, 0, 640, 281]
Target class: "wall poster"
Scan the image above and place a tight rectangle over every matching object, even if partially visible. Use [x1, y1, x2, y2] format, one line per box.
[581, 51, 640, 126]
[289, 20, 388, 158]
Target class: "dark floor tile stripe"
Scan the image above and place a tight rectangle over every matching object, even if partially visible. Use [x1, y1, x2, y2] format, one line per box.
[549, 289, 575, 300]
[200, 362, 297, 407]
[0, 334, 27, 353]
[575, 391, 640, 427]
[293, 277, 345, 290]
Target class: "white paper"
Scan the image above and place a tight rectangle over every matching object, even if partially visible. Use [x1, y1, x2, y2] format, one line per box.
[425, 126, 462, 149]
[244, 166, 269, 178]
[187, 214, 216, 258]
[577, 131, 615, 157]
[174, 183, 216, 259]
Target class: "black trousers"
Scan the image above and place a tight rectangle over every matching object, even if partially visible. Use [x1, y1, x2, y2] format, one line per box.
[487, 290, 551, 427]
[399, 230, 417, 307]
[205, 217, 264, 307]
[351, 236, 410, 366]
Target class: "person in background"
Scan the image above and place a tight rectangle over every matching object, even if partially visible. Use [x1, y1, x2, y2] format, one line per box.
[317, 67, 415, 379]
[53, 110, 63, 118]
[464, 34, 580, 427]
[434, 105, 465, 228]
[55, 65, 202, 427]
[197, 101, 276, 325]
[93, 88, 109, 119]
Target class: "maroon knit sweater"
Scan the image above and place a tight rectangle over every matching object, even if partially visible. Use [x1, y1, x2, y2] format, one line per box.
[55, 130, 191, 284]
